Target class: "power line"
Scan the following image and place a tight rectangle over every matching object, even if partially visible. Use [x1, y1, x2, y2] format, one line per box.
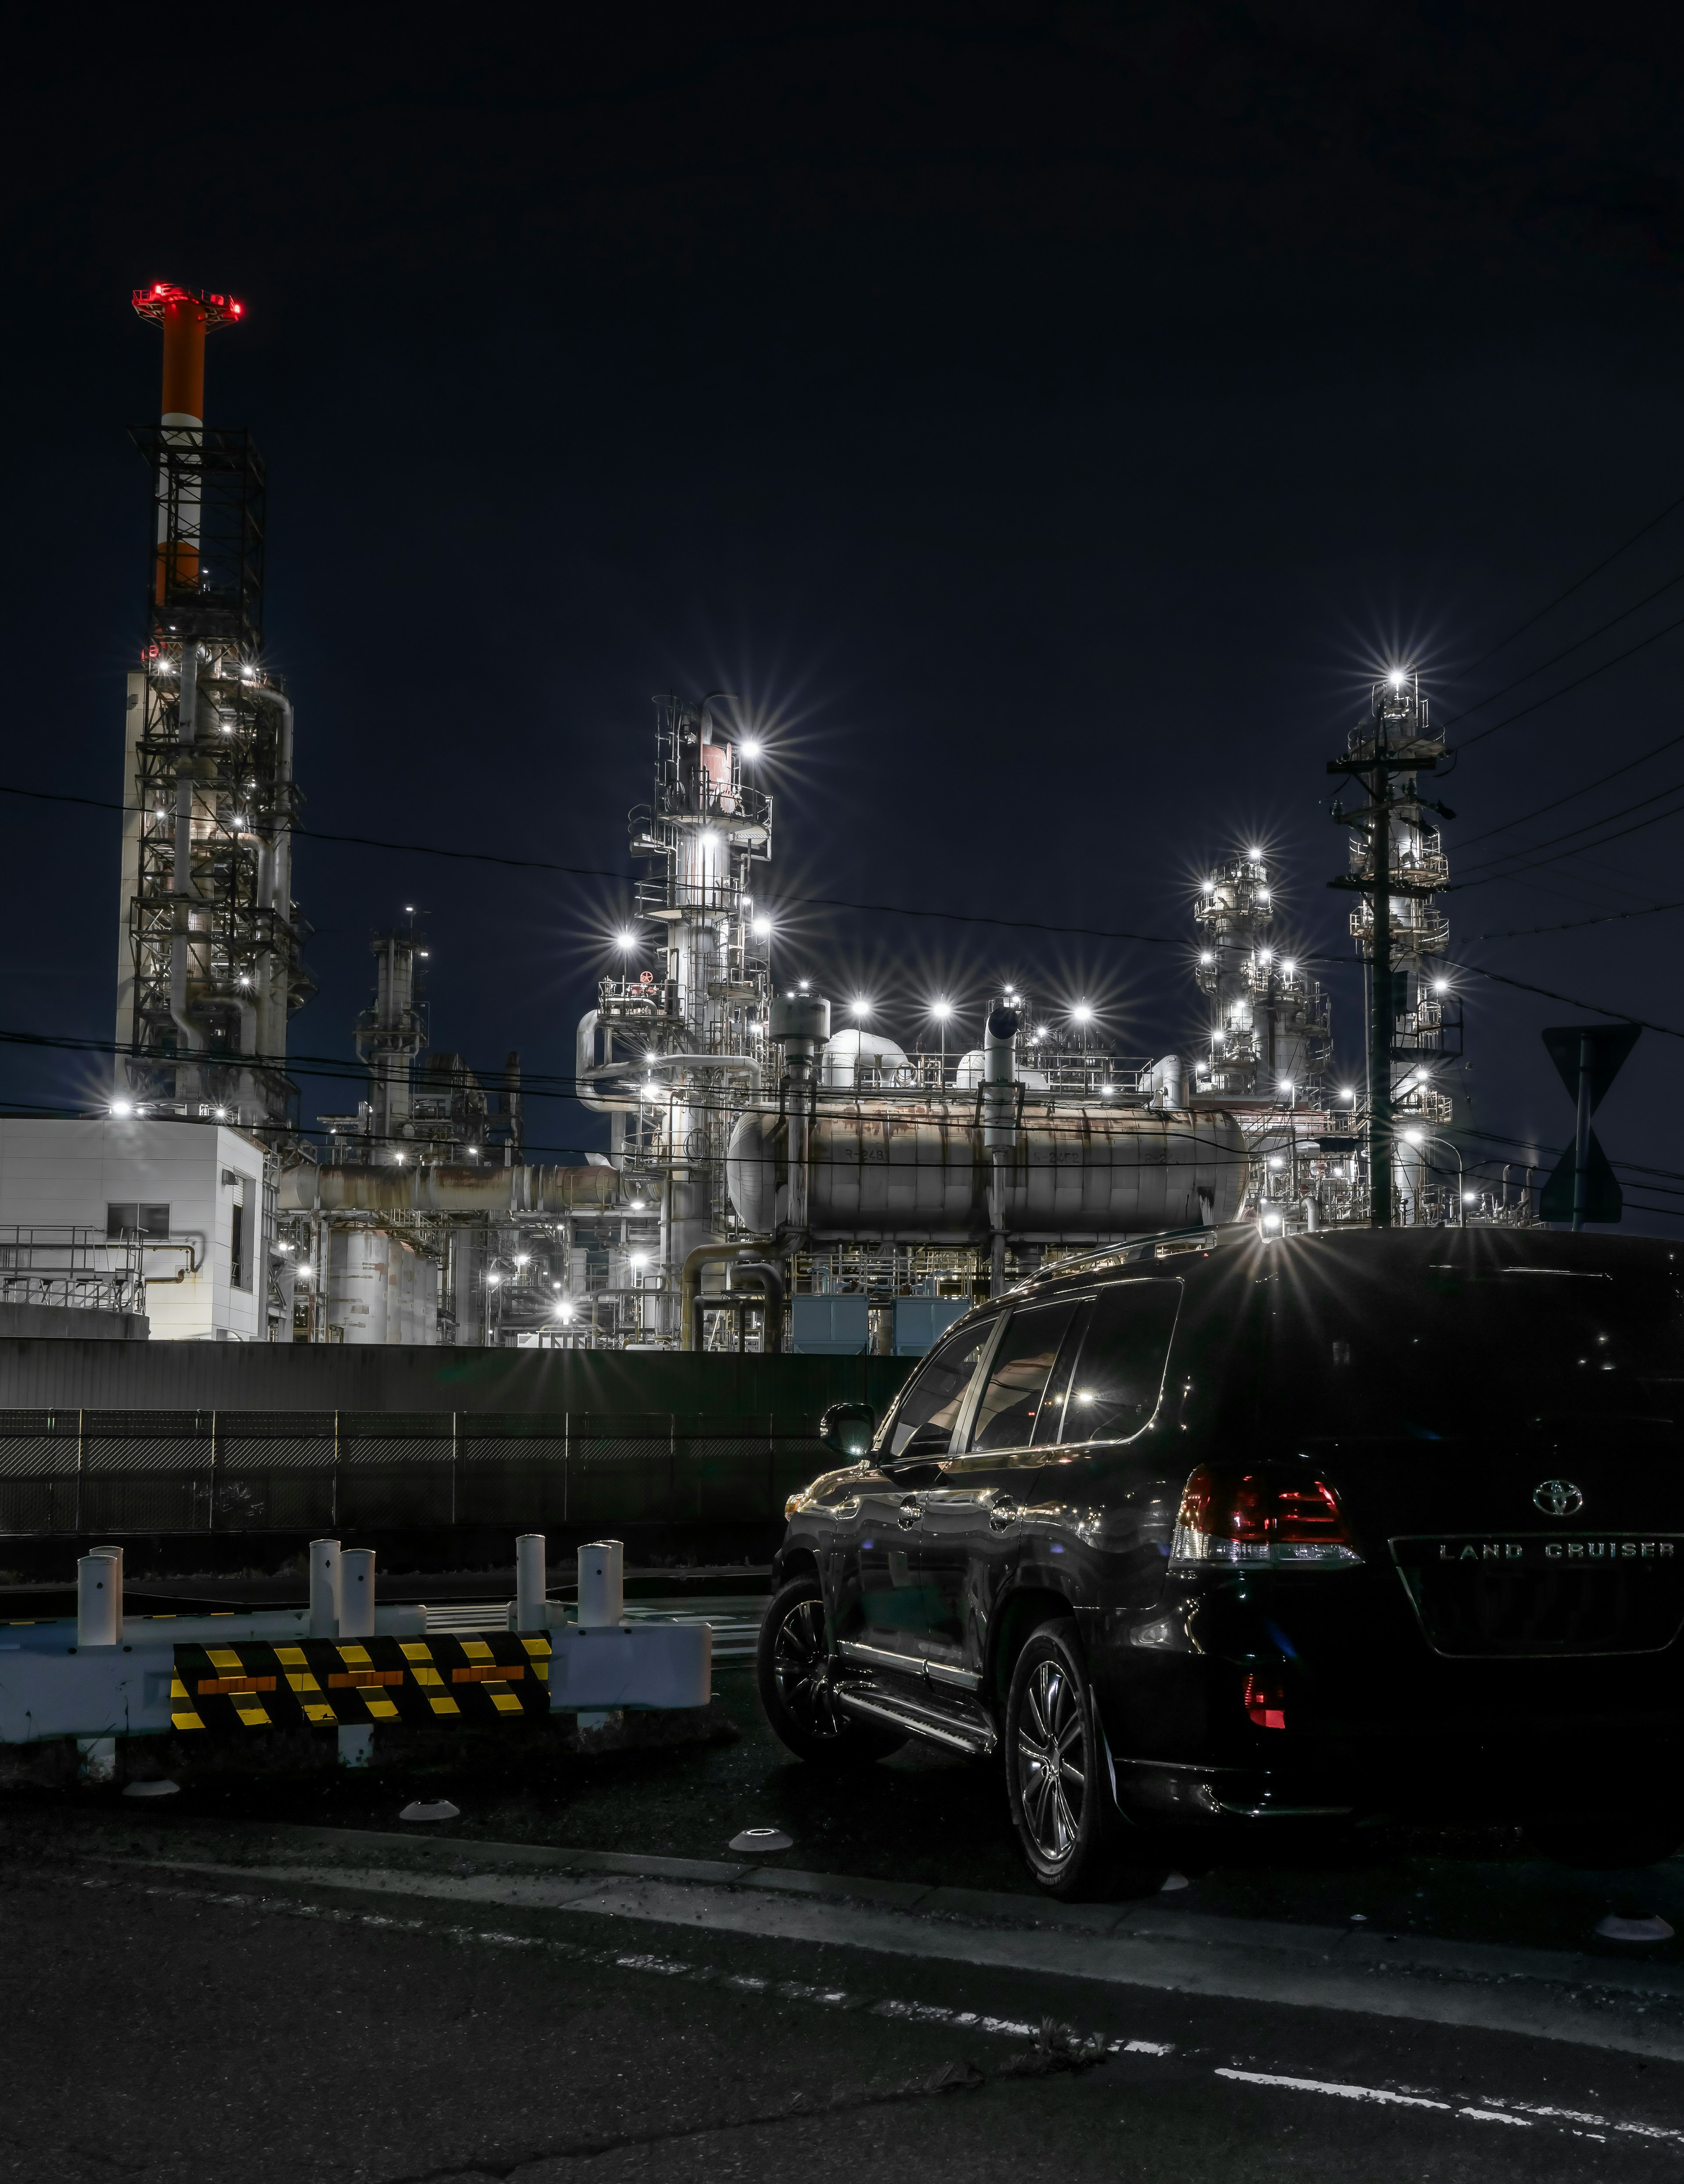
[1454, 772, 1684, 881]
[1462, 486, 1684, 672]
[1444, 959, 1683, 1039]
[1472, 897, 1684, 940]
[1453, 729, 1684, 852]
[1440, 567, 1684, 735]
[1452, 793, 1684, 893]
[0, 780, 1195, 954]
[1449, 605, 1684, 754]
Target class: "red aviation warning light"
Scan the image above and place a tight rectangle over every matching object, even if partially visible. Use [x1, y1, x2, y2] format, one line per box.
[132, 284, 246, 601]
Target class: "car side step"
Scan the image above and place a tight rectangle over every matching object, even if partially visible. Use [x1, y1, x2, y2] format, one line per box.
[835, 1683, 999, 1759]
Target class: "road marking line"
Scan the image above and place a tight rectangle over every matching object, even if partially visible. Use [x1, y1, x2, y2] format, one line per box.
[1219, 2071, 1537, 2129]
[1216, 2069, 1451, 2110]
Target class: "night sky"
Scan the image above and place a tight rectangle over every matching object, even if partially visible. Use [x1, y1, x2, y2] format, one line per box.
[6, 7, 1684, 1226]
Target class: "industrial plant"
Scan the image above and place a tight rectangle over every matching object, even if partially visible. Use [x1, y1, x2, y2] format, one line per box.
[0, 289, 1488, 1356]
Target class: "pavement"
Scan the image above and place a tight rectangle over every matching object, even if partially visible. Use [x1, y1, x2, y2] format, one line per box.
[4, 1657, 1684, 2180]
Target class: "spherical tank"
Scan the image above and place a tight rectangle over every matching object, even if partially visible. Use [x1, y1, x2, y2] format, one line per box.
[726, 1101, 1247, 1241]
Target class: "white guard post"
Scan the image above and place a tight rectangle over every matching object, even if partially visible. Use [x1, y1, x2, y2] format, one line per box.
[336, 1548, 377, 1765]
[309, 1537, 341, 1639]
[514, 1533, 547, 1633]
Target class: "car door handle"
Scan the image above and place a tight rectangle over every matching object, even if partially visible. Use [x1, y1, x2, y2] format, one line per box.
[988, 1498, 1019, 1531]
[897, 1496, 922, 1529]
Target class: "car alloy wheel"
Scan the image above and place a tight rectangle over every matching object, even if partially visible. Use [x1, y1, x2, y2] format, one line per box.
[756, 1574, 906, 1766]
[1005, 1618, 1115, 1896]
[771, 1593, 844, 1741]
[1016, 1656, 1087, 1861]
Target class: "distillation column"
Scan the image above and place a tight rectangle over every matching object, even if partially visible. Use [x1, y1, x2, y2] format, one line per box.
[578, 695, 773, 1345]
[116, 285, 309, 1130]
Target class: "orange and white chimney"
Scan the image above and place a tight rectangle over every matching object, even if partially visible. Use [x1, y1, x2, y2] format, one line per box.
[130, 283, 244, 602]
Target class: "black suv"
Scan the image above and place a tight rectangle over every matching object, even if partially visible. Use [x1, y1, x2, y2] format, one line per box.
[756, 1225, 1684, 1893]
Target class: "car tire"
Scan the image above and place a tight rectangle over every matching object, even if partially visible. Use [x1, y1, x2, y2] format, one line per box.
[1005, 1617, 1116, 1898]
[756, 1574, 906, 1767]
[1523, 1816, 1684, 1869]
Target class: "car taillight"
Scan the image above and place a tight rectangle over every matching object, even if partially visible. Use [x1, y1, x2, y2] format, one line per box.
[1170, 1465, 1362, 1567]
[1242, 1673, 1287, 1728]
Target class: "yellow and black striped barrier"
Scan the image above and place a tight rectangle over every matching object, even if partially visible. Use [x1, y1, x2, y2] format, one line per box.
[168, 1632, 551, 1734]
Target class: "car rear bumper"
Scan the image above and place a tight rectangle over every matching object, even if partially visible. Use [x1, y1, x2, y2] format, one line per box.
[1106, 1714, 1684, 1827]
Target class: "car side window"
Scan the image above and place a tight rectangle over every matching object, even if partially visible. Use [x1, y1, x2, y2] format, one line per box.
[967, 1299, 1084, 1452]
[1060, 1280, 1182, 1443]
[886, 1317, 998, 1456]
[1031, 1298, 1093, 1445]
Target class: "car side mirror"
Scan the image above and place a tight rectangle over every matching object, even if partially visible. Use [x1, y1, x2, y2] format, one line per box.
[820, 1401, 876, 1460]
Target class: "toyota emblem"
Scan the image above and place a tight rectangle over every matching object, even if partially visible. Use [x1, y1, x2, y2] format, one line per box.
[1533, 1478, 1584, 1518]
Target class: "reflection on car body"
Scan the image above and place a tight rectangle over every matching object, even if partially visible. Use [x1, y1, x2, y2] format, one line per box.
[756, 1225, 1684, 1895]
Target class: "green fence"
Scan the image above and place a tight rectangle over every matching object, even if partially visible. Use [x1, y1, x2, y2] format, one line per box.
[0, 1404, 899, 1537]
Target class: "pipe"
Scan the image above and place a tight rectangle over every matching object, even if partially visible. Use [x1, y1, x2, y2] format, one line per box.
[141, 1237, 204, 1283]
[169, 645, 203, 1101]
[638, 1052, 763, 1074]
[245, 686, 296, 1100]
[251, 686, 295, 915]
[1150, 1053, 1188, 1110]
[575, 1010, 638, 1115]
[679, 1240, 773, 1351]
[983, 1001, 1020, 1294]
[771, 993, 828, 1243]
[279, 1162, 623, 1215]
[731, 1257, 787, 1354]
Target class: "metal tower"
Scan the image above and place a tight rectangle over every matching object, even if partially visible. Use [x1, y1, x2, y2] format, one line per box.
[1193, 851, 1331, 1099]
[1331, 669, 1459, 1225]
[576, 694, 773, 1338]
[113, 284, 312, 1132]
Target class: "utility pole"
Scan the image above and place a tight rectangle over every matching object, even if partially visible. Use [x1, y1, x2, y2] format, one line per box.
[1572, 1029, 1593, 1233]
[1329, 672, 1447, 1230]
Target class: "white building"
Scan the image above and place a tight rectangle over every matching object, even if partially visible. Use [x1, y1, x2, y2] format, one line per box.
[0, 1118, 274, 1341]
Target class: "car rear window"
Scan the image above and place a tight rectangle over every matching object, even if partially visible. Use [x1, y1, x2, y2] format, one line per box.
[1265, 1258, 1684, 1440]
[1045, 1279, 1182, 1445]
[969, 1299, 1083, 1451]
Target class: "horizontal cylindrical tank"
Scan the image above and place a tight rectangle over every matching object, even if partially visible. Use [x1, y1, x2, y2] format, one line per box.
[726, 1100, 1247, 1241]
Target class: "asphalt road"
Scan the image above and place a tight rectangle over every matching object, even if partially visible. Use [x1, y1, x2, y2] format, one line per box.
[5, 1826, 1684, 2184]
[4, 1660, 1684, 2181]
